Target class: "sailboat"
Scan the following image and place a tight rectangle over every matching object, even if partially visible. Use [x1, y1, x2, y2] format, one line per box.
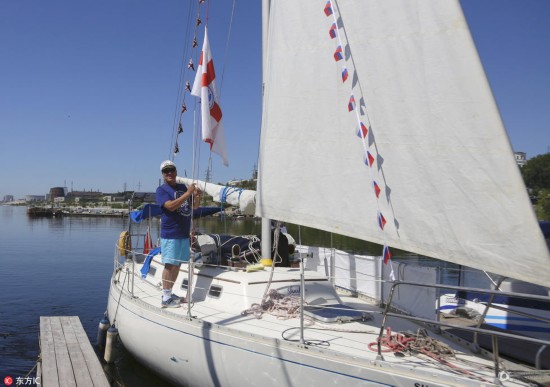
[106, 1, 550, 385]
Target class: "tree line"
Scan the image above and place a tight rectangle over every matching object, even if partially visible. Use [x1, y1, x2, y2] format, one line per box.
[521, 153, 550, 220]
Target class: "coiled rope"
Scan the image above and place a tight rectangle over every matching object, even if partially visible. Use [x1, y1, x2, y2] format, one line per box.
[368, 327, 492, 382]
[242, 289, 304, 320]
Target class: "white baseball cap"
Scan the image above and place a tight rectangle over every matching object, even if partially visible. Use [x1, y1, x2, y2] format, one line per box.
[160, 160, 176, 172]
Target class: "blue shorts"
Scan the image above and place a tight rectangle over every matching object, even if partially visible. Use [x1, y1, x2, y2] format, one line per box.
[160, 238, 190, 265]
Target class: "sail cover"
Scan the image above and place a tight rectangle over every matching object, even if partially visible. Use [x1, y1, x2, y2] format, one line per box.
[257, 0, 550, 287]
[177, 177, 256, 215]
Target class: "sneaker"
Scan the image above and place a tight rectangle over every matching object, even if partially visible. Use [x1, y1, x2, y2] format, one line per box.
[170, 293, 187, 304]
[161, 297, 181, 308]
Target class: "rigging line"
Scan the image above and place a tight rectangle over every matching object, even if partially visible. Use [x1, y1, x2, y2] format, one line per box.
[483, 271, 501, 289]
[111, 268, 129, 325]
[169, 2, 197, 159]
[24, 362, 38, 378]
[170, 1, 204, 160]
[217, 0, 237, 97]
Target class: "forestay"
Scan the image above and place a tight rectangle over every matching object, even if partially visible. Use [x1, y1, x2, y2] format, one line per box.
[256, 1, 550, 287]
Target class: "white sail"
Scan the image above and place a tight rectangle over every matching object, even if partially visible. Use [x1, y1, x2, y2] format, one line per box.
[177, 177, 256, 215]
[257, 0, 550, 287]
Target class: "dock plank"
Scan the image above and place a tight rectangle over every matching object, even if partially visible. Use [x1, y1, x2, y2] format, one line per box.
[39, 316, 109, 387]
[39, 317, 59, 386]
[50, 317, 77, 387]
[61, 317, 94, 385]
[68, 316, 110, 387]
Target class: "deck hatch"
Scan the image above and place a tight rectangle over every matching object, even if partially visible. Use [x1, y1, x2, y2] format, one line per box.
[303, 304, 370, 323]
[209, 285, 222, 298]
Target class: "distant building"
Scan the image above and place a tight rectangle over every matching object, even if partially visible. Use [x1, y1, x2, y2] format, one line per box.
[514, 152, 527, 168]
[2, 195, 14, 202]
[26, 195, 45, 202]
[66, 190, 103, 202]
[49, 187, 66, 201]
[102, 194, 127, 203]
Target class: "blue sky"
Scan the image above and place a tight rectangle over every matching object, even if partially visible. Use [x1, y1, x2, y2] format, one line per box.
[1, 1, 549, 200]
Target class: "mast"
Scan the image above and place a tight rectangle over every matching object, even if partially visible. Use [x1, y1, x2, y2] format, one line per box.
[260, 0, 272, 259]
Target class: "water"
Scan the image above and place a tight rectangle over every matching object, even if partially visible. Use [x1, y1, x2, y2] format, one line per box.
[0, 205, 401, 385]
[0, 205, 172, 386]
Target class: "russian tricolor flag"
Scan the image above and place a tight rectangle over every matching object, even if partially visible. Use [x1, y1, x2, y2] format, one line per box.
[357, 122, 368, 138]
[373, 181, 381, 198]
[329, 23, 337, 39]
[334, 46, 343, 61]
[341, 67, 349, 82]
[348, 95, 355, 111]
[383, 244, 391, 264]
[378, 212, 386, 230]
[324, 1, 333, 16]
[364, 151, 375, 167]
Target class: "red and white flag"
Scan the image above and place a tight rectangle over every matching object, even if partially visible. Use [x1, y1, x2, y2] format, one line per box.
[191, 27, 229, 166]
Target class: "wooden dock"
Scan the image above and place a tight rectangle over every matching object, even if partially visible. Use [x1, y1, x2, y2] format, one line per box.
[39, 316, 110, 386]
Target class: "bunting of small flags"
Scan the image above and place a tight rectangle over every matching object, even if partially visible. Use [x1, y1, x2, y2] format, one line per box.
[378, 212, 386, 230]
[383, 244, 391, 264]
[357, 122, 368, 139]
[373, 181, 381, 198]
[323, 1, 394, 280]
[341, 67, 349, 82]
[348, 95, 355, 112]
[329, 23, 337, 39]
[364, 151, 375, 167]
[383, 244, 396, 280]
[334, 46, 343, 61]
[324, 1, 333, 16]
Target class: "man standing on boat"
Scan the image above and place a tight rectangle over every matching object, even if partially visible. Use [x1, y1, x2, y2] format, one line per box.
[156, 160, 200, 308]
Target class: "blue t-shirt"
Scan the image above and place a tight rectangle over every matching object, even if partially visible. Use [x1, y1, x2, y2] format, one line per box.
[156, 183, 192, 239]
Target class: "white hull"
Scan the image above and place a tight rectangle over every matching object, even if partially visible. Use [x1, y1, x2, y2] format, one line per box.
[108, 285, 409, 386]
[106, 253, 544, 386]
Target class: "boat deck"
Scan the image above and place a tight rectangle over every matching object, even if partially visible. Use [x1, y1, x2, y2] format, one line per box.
[109, 258, 550, 386]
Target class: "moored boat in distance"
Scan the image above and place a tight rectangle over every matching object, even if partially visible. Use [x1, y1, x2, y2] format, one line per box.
[62, 208, 127, 218]
[27, 206, 63, 217]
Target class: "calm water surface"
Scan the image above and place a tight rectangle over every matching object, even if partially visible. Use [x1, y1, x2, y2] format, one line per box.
[0, 206, 174, 385]
[0, 205, 388, 385]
